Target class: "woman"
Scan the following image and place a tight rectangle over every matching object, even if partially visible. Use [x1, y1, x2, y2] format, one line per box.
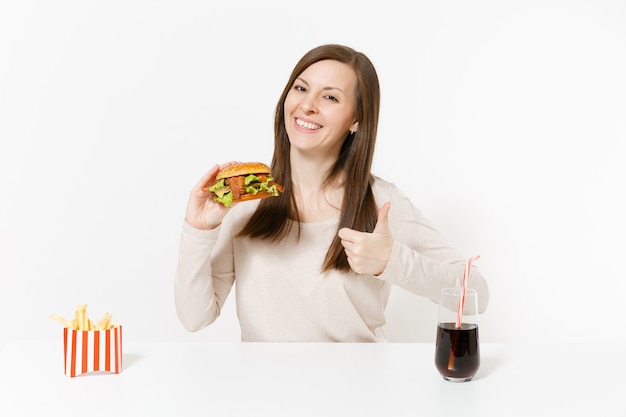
[175, 44, 489, 342]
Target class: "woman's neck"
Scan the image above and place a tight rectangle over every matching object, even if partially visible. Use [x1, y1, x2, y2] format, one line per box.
[290, 152, 334, 189]
[290, 152, 344, 223]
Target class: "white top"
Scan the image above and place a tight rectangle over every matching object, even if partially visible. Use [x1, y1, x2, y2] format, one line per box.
[174, 177, 489, 341]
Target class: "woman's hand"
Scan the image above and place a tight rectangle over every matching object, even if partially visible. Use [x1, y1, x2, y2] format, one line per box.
[338, 202, 393, 276]
[184, 161, 238, 230]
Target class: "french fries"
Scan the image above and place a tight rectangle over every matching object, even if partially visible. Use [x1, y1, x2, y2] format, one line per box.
[50, 304, 118, 331]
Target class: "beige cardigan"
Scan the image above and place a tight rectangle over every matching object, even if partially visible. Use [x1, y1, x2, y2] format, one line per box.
[174, 177, 489, 342]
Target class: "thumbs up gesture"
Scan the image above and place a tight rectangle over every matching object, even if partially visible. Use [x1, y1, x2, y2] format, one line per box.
[338, 202, 393, 275]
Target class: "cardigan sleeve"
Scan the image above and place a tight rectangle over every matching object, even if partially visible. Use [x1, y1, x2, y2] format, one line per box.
[174, 220, 236, 331]
[373, 181, 490, 313]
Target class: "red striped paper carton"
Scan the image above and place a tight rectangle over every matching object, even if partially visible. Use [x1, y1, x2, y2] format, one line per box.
[63, 326, 122, 377]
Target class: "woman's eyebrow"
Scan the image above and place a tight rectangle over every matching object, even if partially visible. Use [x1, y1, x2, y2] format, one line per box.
[295, 77, 344, 93]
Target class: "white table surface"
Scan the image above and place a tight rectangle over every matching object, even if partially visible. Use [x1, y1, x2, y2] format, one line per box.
[1, 340, 623, 416]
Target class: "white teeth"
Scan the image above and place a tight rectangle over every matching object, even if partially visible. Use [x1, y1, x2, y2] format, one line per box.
[296, 119, 321, 130]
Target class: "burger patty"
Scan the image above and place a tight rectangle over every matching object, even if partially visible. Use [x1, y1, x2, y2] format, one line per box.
[226, 175, 245, 199]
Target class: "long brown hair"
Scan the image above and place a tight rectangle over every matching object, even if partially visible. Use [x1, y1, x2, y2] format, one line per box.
[237, 44, 380, 272]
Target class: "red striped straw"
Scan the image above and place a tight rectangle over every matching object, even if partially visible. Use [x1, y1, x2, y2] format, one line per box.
[455, 254, 481, 329]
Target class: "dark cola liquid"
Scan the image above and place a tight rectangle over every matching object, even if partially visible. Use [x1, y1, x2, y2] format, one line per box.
[435, 322, 480, 381]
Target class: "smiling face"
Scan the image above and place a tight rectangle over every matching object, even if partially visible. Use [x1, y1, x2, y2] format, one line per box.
[284, 59, 359, 159]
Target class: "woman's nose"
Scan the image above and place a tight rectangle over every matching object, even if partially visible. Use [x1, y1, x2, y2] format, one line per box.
[300, 96, 318, 114]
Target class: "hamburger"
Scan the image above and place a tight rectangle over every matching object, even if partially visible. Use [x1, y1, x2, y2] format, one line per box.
[205, 162, 284, 208]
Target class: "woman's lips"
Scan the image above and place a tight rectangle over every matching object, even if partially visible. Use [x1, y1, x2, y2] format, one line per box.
[295, 118, 322, 131]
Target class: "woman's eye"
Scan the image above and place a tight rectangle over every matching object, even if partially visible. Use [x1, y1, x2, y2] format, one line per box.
[324, 95, 338, 102]
[294, 85, 306, 92]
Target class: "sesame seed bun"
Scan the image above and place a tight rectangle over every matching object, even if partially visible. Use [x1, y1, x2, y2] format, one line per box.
[216, 162, 272, 180]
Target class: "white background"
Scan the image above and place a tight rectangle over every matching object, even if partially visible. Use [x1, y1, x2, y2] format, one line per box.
[1, 0, 625, 348]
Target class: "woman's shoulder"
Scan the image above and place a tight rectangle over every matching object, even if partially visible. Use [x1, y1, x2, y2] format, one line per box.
[372, 176, 416, 211]
[371, 175, 403, 198]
